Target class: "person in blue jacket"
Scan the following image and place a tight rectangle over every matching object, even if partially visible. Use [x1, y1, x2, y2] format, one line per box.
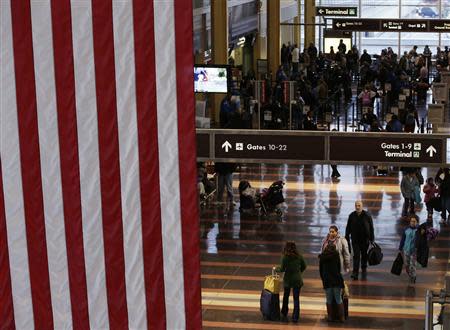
[398, 216, 422, 285]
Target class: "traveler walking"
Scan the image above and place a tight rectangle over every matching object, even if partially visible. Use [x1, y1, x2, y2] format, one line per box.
[345, 201, 374, 280]
[321, 225, 350, 275]
[274, 241, 307, 323]
[215, 162, 237, 206]
[401, 170, 419, 217]
[398, 216, 423, 285]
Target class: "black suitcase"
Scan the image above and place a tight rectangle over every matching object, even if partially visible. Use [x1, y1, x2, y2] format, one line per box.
[260, 289, 280, 321]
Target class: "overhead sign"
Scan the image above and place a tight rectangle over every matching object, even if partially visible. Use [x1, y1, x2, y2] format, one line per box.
[330, 137, 444, 164]
[429, 20, 450, 32]
[196, 130, 449, 166]
[316, 7, 357, 17]
[214, 134, 325, 161]
[333, 19, 450, 32]
[333, 19, 380, 31]
[381, 20, 428, 32]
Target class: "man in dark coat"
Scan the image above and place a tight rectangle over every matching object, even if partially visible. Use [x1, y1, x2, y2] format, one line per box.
[215, 162, 237, 206]
[345, 200, 374, 280]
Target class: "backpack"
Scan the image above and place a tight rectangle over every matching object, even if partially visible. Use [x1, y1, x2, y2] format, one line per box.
[367, 241, 383, 266]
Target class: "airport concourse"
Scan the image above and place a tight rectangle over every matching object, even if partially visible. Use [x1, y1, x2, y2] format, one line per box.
[2, 1, 450, 329]
[194, 0, 450, 329]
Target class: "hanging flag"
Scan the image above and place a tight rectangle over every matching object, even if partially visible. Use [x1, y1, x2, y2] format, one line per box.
[0, 0, 201, 329]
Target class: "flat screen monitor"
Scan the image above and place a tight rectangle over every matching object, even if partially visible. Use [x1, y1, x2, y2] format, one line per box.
[194, 65, 230, 93]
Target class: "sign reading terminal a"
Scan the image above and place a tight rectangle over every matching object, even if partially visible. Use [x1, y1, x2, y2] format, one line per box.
[316, 7, 357, 17]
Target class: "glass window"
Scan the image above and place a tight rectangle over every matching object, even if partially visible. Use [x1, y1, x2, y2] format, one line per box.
[314, 0, 447, 56]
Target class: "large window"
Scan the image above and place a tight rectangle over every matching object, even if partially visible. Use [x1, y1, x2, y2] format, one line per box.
[316, 0, 449, 56]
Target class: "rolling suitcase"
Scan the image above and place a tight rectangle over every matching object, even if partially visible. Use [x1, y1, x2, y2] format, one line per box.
[331, 283, 349, 320]
[260, 289, 280, 321]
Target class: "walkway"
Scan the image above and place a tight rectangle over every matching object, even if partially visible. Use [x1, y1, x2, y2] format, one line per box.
[200, 164, 449, 329]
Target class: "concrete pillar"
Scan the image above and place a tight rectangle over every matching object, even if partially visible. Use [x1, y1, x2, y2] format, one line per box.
[293, 16, 300, 48]
[211, 0, 228, 64]
[267, 0, 280, 79]
[253, 0, 266, 79]
[211, 0, 228, 124]
[304, 0, 315, 48]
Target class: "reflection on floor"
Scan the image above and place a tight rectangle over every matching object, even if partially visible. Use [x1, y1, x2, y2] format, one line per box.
[200, 164, 449, 330]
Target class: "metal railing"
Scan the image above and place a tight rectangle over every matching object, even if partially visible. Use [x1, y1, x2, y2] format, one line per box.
[425, 289, 450, 329]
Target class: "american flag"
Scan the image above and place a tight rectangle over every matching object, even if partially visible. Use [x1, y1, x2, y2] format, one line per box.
[0, 1, 201, 329]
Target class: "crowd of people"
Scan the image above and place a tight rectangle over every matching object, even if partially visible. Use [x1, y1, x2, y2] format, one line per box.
[219, 41, 446, 134]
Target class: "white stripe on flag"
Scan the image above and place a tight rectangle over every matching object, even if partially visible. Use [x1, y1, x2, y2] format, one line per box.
[112, 1, 147, 329]
[154, 1, 186, 328]
[30, 2, 73, 328]
[70, 2, 109, 329]
[0, 1, 35, 328]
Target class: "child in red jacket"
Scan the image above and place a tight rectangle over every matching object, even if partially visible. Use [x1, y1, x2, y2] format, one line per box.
[423, 177, 439, 220]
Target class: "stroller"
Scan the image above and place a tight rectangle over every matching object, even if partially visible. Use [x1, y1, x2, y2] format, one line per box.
[239, 180, 285, 217]
[198, 163, 216, 207]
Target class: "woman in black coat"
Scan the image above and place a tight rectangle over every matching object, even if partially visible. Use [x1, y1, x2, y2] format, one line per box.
[319, 244, 345, 322]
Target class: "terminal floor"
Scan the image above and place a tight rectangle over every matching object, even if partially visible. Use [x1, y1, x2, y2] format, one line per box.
[199, 164, 450, 330]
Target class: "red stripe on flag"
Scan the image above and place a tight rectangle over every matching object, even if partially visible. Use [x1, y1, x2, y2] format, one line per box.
[132, 1, 166, 328]
[50, 1, 90, 329]
[174, 1, 202, 328]
[91, 1, 129, 329]
[0, 162, 15, 329]
[10, 1, 54, 329]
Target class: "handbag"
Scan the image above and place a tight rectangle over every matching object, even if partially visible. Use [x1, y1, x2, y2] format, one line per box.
[391, 252, 403, 276]
[264, 270, 281, 294]
[367, 241, 383, 266]
[342, 281, 350, 298]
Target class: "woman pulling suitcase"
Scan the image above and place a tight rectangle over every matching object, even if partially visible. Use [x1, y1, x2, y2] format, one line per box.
[274, 241, 307, 323]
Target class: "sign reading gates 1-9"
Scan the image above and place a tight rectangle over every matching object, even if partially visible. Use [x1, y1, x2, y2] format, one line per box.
[214, 134, 325, 161]
[330, 137, 444, 164]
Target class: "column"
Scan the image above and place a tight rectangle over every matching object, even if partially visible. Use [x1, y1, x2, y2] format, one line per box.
[211, 0, 228, 124]
[304, 0, 315, 47]
[267, 0, 280, 78]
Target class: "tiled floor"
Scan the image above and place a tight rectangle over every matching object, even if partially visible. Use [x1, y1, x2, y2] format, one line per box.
[200, 164, 449, 330]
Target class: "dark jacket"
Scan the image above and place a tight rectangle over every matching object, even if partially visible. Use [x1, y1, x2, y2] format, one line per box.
[319, 249, 344, 289]
[214, 162, 236, 175]
[345, 210, 374, 245]
[276, 254, 307, 288]
[416, 223, 429, 267]
[439, 171, 450, 197]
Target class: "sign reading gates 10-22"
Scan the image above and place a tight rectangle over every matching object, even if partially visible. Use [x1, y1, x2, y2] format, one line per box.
[330, 137, 444, 164]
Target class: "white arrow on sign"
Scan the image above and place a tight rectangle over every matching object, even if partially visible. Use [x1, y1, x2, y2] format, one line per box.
[318, 8, 324, 14]
[222, 141, 232, 152]
[336, 22, 341, 27]
[426, 145, 437, 157]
